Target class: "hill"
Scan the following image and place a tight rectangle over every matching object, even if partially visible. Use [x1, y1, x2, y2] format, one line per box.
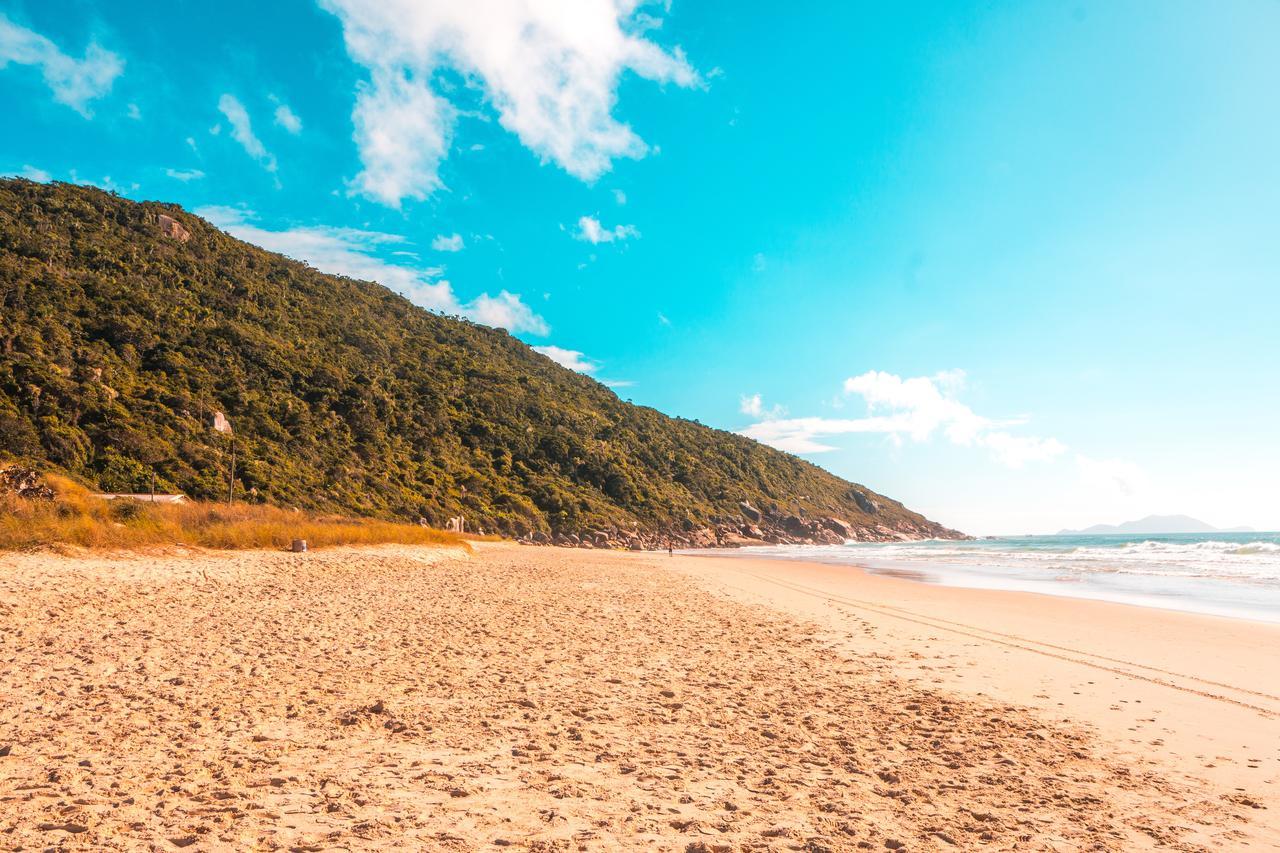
[1058, 514, 1253, 535]
[0, 179, 961, 546]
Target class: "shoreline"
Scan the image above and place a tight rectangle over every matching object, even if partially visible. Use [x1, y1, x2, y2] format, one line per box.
[671, 548, 1280, 803]
[679, 539, 1280, 625]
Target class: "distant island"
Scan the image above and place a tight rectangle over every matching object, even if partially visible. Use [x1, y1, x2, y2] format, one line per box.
[1059, 514, 1255, 535]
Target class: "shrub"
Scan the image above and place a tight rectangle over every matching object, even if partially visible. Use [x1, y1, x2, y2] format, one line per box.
[0, 474, 469, 552]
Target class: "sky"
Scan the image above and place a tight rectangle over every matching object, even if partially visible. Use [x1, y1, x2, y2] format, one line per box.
[3, 0, 1278, 535]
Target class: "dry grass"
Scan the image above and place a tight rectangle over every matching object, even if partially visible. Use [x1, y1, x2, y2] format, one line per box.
[0, 474, 469, 552]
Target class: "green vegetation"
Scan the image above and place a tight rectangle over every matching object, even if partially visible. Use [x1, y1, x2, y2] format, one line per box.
[0, 179, 951, 538]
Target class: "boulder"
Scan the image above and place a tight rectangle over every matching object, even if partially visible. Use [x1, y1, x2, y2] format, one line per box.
[738, 500, 762, 522]
[814, 528, 844, 545]
[689, 527, 717, 547]
[781, 514, 806, 534]
[851, 490, 880, 515]
[157, 214, 190, 243]
[819, 517, 854, 539]
[0, 466, 54, 501]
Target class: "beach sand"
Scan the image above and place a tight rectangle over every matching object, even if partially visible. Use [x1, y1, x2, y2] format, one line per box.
[1, 541, 1275, 850]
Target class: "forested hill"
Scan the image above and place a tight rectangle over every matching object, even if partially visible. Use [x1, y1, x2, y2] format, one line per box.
[0, 180, 962, 545]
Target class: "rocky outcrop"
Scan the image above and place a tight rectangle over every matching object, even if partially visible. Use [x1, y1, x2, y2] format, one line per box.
[515, 499, 967, 551]
[850, 489, 880, 515]
[0, 465, 55, 501]
[157, 214, 190, 243]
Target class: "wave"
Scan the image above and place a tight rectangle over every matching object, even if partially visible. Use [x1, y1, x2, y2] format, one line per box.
[720, 532, 1280, 622]
[735, 533, 1280, 584]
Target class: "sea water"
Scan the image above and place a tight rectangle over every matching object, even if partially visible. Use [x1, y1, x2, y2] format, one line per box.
[710, 533, 1280, 623]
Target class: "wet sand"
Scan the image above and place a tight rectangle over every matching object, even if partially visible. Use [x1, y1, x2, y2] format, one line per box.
[1, 541, 1275, 849]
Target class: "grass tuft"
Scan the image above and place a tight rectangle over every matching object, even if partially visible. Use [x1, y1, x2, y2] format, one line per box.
[0, 474, 469, 552]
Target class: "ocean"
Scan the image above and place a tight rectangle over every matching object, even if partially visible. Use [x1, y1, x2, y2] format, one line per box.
[706, 532, 1280, 623]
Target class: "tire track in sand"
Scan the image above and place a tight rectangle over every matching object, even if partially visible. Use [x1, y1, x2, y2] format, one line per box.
[721, 567, 1280, 719]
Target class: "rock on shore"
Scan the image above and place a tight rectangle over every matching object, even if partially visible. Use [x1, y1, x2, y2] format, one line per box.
[516, 499, 966, 550]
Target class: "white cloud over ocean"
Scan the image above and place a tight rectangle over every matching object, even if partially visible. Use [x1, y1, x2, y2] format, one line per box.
[318, 0, 701, 206]
[740, 369, 1067, 467]
[196, 205, 547, 335]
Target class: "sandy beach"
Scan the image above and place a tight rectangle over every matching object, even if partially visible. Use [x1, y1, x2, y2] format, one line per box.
[1, 541, 1276, 850]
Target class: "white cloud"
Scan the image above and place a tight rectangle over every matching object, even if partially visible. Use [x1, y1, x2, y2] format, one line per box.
[613, 188, 627, 205]
[0, 15, 123, 116]
[195, 205, 547, 335]
[18, 164, 51, 181]
[739, 393, 786, 420]
[165, 168, 205, 182]
[741, 369, 1068, 466]
[532, 345, 599, 374]
[274, 103, 303, 134]
[981, 431, 1069, 468]
[348, 70, 449, 206]
[466, 291, 548, 335]
[739, 417, 879, 454]
[1075, 454, 1147, 498]
[318, 0, 701, 206]
[217, 94, 277, 173]
[126, 102, 140, 120]
[431, 232, 464, 252]
[574, 215, 639, 244]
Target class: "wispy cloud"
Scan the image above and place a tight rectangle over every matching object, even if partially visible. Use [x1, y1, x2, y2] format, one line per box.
[17, 164, 51, 181]
[431, 233, 464, 252]
[318, 0, 701, 206]
[574, 215, 639, 245]
[739, 393, 786, 420]
[533, 345, 633, 388]
[196, 206, 547, 335]
[165, 168, 205, 182]
[1074, 453, 1146, 498]
[741, 369, 1068, 466]
[217, 94, 277, 173]
[273, 103, 303, 134]
[532, 345, 599, 374]
[0, 14, 123, 116]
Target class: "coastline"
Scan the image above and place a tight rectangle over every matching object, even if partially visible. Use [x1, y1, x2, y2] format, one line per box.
[1, 542, 1275, 848]
[684, 534, 1280, 625]
[673, 549, 1280, 801]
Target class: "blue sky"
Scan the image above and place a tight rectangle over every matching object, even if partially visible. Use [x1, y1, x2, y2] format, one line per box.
[3, 0, 1278, 534]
